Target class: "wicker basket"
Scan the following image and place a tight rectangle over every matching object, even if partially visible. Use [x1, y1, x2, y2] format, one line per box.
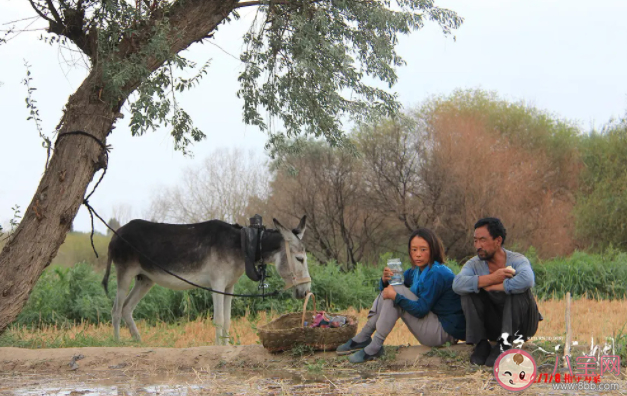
[257, 293, 358, 352]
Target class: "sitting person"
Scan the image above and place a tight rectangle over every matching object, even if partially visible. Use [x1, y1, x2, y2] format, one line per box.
[452, 217, 541, 367]
[336, 228, 466, 363]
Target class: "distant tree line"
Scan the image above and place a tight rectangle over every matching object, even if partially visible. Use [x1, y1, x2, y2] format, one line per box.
[145, 89, 627, 266]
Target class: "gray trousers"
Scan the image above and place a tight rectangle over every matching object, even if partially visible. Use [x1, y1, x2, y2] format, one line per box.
[355, 285, 455, 353]
[460, 289, 540, 344]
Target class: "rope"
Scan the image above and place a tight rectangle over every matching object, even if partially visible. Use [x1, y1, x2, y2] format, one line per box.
[56, 131, 109, 258]
[57, 131, 281, 298]
[85, 200, 279, 298]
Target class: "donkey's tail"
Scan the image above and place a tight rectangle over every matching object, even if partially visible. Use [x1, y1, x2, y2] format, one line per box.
[102, 251, 113, 295]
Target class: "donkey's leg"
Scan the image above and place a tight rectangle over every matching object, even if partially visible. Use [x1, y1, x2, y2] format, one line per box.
[211, 284, 226, 346]
[222, 284, 235, 345]
[122, 275, 155, 342]
[113, 269, 133, 341]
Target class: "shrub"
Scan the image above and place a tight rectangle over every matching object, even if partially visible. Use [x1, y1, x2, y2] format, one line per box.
[13, 250, 627, 329]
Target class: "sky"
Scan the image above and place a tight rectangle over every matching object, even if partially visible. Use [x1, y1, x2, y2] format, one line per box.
[1, 0, 627, 233]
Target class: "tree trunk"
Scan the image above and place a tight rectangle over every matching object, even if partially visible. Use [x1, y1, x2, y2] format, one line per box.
[0, 72, 120, 334]
[0, 0, 239, 334]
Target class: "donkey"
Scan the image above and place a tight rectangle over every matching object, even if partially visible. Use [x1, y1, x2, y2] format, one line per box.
[102, 216, 310, 345]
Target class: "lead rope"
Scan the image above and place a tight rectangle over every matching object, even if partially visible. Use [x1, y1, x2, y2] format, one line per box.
[55, 131, 281, 298]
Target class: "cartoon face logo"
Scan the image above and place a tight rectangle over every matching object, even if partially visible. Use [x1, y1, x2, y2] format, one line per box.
[494, 349, 537, 391]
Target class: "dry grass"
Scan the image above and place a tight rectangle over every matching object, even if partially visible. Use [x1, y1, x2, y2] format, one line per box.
[535, 298, 627, 342]
[4, 299, 626, 349]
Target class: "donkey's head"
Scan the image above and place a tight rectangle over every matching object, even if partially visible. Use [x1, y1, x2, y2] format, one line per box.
[273, 216, 311, 299]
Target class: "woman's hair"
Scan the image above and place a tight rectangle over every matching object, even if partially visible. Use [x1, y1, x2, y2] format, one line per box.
[408, 228, 446, 266]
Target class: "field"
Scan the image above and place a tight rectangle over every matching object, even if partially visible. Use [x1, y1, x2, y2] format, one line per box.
[2, 299, 626, 396]
[3, 299, 627, 349]
[2, 243, 627, 394]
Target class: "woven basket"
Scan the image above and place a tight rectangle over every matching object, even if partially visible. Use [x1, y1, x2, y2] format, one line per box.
[257, 293, 358, 352]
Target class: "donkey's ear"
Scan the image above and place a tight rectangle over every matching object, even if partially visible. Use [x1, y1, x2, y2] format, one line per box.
[274, 217, 299, 243]
[273, 218, 289, 234]
[292, 215, 307, 240]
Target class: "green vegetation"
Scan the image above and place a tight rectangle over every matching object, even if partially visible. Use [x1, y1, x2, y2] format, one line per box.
[51, 232, 111, 270]
[532, 249, 627, 300]
[575, 119, 627, 250]
[12, 249, 627, 330]
[14, 258, 385, 328]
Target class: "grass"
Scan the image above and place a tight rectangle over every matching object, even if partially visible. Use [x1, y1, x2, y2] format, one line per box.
[2, 299, 626, 351]
[532, 248, 627, 300]
[426, 342, 459, 360]
[290, 343, 317, 357]
[51, 232, 111, 270]
[11, 246, 627, 331]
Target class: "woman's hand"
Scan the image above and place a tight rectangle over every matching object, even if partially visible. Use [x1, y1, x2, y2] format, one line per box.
[382, 285, 397, 300]
[382, 267, 393, 283]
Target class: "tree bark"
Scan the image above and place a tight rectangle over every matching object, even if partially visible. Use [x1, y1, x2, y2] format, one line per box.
[0, 0, 239, 334]
[0, 74, 119, 334]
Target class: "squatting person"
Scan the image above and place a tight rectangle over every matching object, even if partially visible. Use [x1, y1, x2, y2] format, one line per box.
[452, 217, 541, 367]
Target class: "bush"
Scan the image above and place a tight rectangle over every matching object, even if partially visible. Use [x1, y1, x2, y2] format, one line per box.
[15, 255, 400, 328]
[533, 249, 627, 301]
[14, 250, 627, 329]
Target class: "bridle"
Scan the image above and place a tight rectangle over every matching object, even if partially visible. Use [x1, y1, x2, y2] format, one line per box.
[281, 239, 311, 290]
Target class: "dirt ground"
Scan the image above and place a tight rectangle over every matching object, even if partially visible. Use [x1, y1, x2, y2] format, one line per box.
[0, 344, 625, 395]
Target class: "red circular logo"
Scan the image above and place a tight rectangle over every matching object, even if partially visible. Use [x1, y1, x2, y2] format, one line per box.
[494, 349, 537, 391]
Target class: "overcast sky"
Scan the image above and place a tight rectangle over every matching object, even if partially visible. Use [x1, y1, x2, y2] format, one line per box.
[1, 0, 627, 233]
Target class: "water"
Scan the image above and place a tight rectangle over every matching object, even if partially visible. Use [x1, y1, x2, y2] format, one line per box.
[388, 258, 404, 286]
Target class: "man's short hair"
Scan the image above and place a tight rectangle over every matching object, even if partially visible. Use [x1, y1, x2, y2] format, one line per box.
[474, 217, 507, 245]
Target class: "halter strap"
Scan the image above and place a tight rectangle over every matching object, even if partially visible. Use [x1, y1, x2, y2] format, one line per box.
[282, 240, 311, 290]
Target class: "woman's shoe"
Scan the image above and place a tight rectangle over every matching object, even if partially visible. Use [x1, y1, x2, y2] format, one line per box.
[348, 346, 384, 363]
[336, 337, 372, 355]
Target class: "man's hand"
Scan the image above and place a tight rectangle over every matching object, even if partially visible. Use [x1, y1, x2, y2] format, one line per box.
[477, 267, 514, 288]
[382, 285, 397, 300]
[491, 268, 514, 283]
[382, 267, 393, 283]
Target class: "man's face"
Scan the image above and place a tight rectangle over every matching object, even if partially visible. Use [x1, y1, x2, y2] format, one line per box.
[474, 225, 501, 260]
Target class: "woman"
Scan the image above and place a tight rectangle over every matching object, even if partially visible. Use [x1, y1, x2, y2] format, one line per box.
[337, 228, 466, 363]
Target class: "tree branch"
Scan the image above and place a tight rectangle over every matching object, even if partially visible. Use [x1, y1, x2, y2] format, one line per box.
[45, 0, 64, 26]
[234, 0, 291, 9]
[115, 0, 240, 93]
[27, 0, 56, 25]
[235, 1, 263, 9]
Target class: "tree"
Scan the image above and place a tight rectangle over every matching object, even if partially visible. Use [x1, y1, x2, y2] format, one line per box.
[106, 218, 121, 235]
[107, 203, 134, 233]
[413, 89, 581, 258]
[352, 89, 581, 260]
[574, 119, 627, 250]
[262, 141, 397, 268]
[148, 147, 270, 224]
[355, 116, 428, 232]
[0, 0, 462, 333]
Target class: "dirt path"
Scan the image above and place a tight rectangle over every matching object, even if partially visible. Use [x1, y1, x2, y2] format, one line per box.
[0, 345, 624, 395]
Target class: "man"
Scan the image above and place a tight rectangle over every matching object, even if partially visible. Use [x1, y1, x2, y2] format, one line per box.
[452, 218, 541, 367]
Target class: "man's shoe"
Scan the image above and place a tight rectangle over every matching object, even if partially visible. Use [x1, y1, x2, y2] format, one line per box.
[469, 339, 492, 365]
[348, 346, 384, 363]
[486, 342, 511, 367]
[336, 337, 372, 355]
